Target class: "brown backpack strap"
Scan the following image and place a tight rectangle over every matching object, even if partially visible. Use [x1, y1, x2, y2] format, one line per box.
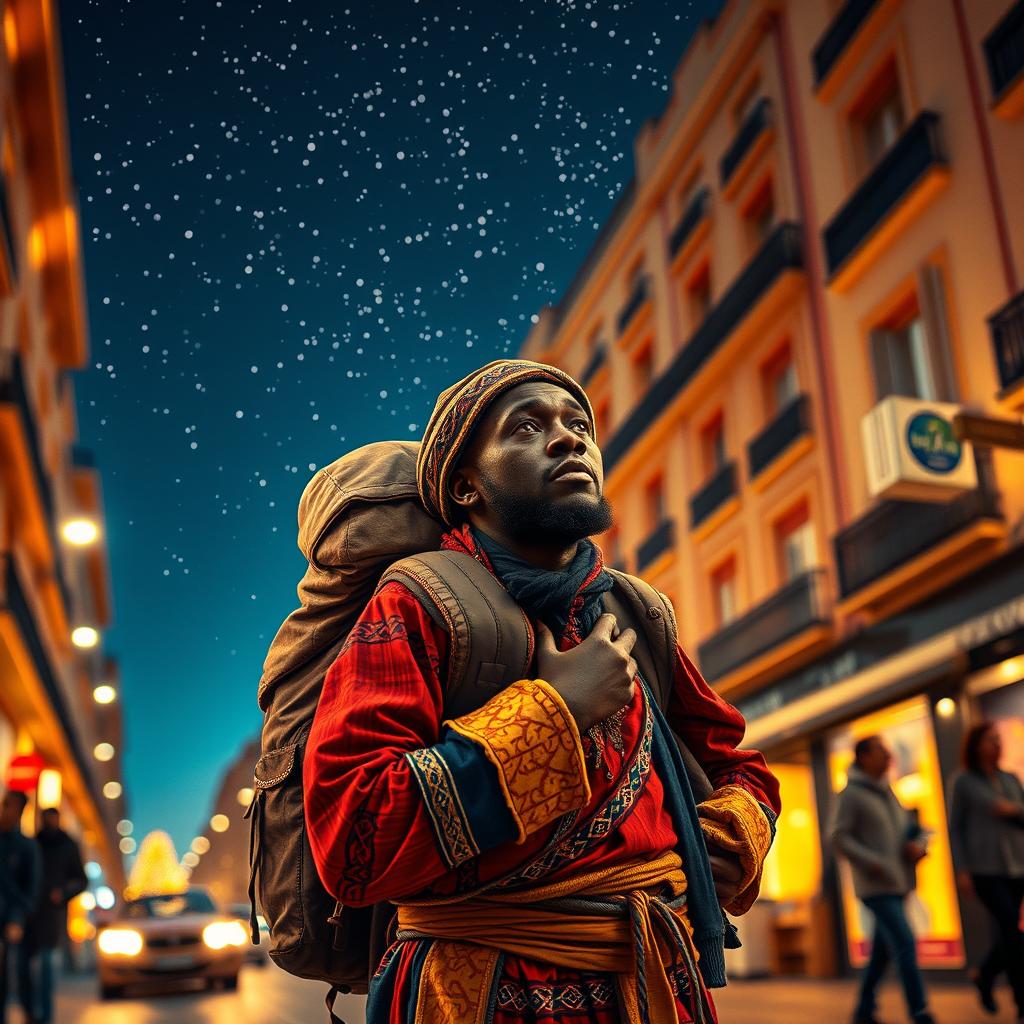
[604, 570, 713, 803]
[378, 551, 534, 719]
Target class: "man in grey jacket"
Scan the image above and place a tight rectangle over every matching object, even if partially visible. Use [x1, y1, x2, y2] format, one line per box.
[831, 735, 935, 1024]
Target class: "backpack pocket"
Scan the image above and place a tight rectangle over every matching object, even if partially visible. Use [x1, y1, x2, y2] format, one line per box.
[248, 742, 306, 953]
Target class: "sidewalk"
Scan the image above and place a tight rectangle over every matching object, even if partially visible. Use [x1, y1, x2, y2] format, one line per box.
[714, 977, 1016, 1023]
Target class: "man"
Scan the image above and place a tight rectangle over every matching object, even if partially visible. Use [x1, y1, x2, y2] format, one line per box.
[306, 359, 781, 1023]
[0, 790, 41, 1024]
[24, 808, 87, 1024]
[831, 736, 934, 1024]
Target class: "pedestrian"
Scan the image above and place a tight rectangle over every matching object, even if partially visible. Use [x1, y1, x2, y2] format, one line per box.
[21, 809, 87, 1024]
[949, 720, 1024, 1022]
[0, 789, 41, 1024]
[830, 735, 935, 1024]
[304, 359, 781, 1023]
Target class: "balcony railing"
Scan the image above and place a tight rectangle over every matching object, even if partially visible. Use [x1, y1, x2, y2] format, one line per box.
[0, 354, 56, 523]
[636, 518, 676, 573]
[834, 463, 1003, 598]
[747, 393, 812, 480]
[697, 568, 830, 682]
[2, 556, 100, 807]
[580, 341, 608, 386]
[812, 0, 882, 88]
[984, 0, 1024, 102]
[720, 97, 772, 187]
[617, 275, 651, 336]
[989, 289, 1024, 392]
[668, 187, 710, 259]
[605, 223, 803, 472]
[823, 111, 946, 280]
[690, 461, 737, 530]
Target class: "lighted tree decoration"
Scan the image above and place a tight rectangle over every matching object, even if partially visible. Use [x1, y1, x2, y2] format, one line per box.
[124, 830, 189, 899]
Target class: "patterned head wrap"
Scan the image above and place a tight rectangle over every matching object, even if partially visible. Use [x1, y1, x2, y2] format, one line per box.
[417, 359, 595, 526]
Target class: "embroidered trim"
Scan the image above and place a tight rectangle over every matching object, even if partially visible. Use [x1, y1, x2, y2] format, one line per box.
[445, 678, 591, 844]
[495, 977, 616, 1012]
[341, 614, 408, 654]
[406, 747, 479, 869]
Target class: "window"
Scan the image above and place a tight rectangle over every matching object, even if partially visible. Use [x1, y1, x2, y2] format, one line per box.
[593, 398, 610, 443]
[851, 59, 906, 171]
[775, 502, 816, 582]
[733, 77, 761, 126]
[700, 413, 726, 478]
[761, 343, 798, 417]
[627, 258, 646, 292]
[645, 475, 665, 529]
[603, 526, 622, 568]
[743, 178, 775, 249]
[869, 267, 958, 403]
[712, 559, 738, 627]
[687, 262, 712, 329]
[633, 341, 654, 396]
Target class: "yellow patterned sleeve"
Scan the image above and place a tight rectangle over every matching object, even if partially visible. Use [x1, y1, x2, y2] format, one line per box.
[444, 678, 592, 844]
[697, 784, 774, 916]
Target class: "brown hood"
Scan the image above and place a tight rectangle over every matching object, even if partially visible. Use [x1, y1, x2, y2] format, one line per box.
[258, 440, 443, 713]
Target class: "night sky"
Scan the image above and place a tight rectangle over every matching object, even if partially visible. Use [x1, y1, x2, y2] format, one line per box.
[59, 0, 718, 862]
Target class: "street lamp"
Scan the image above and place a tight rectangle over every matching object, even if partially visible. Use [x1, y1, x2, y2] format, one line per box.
[191, 836, 210, 855]
[72, 626, 99, 649]
[182, 851, 200, 868]
[210, 814, 229, 833]
[118, 837, 136, 855]
[93, 684, 117, 704]
[62, 518, 99, 546]
[237, 787, 254, 808]
[116, 819, 133, 836]
[103, 781, 122, 799]
[93, 743, 115, 763]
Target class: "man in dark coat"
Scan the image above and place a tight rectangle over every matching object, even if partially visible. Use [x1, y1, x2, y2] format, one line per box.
[0, 789, 41, 1024]
[25, 809, 87, 1024]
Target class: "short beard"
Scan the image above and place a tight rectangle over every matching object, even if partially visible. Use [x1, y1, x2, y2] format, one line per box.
[477, 469, 614, 546]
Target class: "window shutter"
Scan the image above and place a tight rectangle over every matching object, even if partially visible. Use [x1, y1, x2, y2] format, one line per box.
[917, 264, 959, 402]
[869, 329, 899, 400]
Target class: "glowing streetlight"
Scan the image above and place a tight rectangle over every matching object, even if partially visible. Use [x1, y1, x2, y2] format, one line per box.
[62, 519, 99, 546]
[72, 626, 99, 649]
[182, 851, 200, 868]
[93, 684, 117, 705]
[237, 787, 255, 808]
[94, 743, 115, 763]
[118, 837, 137, 855]
[210, 814, 229, 833]
[103, 781, 122, 799]
[191, 837, 210, 855]
[116, 819, 133, 836]
[936, 697, 957, 718]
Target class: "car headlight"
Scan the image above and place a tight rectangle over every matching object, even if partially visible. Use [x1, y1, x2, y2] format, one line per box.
[98, 928, 144, 957]
[202, 920, 248, 950]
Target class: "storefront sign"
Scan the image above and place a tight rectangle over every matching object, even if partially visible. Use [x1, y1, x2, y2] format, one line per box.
[954, 594, 1024, 651]
[906, 412, 962, 473]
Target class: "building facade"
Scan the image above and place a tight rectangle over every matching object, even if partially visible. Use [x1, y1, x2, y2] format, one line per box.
[0, 0, 125, 896]
[520, 0, 1024, 977]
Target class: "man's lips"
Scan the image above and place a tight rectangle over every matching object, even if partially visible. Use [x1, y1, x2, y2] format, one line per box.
[548, 461, 596, 484]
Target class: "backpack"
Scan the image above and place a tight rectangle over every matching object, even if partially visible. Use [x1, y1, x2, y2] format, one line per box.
[246, 440, 712, 1007]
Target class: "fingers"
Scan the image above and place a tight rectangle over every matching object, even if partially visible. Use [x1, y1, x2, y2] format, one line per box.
[613, 626, 637, 654]
[708, 853, 743, 883]
[590, 612, 618, 640]
[534, 620, 557, 653]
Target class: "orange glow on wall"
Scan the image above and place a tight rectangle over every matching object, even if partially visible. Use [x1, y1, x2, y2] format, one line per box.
[761, 763, 821, 901]
[3, 7, 18, 63]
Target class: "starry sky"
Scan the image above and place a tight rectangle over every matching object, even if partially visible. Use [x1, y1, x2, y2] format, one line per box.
[58, 0, 719, 861]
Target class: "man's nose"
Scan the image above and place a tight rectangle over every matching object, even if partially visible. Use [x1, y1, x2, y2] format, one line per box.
[547, 424, 586, 454]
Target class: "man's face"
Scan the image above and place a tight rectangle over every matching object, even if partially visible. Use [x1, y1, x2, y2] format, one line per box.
[860, 738, 893, 778]
[450, 381, 613, 545]
[0, 792, 23, 831]
[41, 810, 60, 833]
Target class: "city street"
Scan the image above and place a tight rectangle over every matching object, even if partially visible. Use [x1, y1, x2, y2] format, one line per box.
[52, 963, 1017, 1023]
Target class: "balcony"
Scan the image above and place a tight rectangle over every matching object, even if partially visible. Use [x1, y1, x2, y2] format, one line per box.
[697, 569, 830, 684]
[834, 466, 1003, 605]
[690, 461, 738, 531]
[812, 0, 882, 90]
[668, 187, 710, 261]
[720, 97, 773, 191]
[605, 223, 803, 473]
[0, 354, 56, 524]
[823, 111, 948, 291]
[636, 518, 676, 573]
[989, 289, 1024, 394]
[747, 393, 813, 482]
[617, 274, 651, 336]
[984, 0, 1024, 117]
[580, 341, 608, 386]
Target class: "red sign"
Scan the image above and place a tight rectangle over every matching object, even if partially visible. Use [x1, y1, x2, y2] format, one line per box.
[6, 753, 46, 792]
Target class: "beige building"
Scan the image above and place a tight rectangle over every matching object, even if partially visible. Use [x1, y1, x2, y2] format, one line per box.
[521, 0, 1024, 977]
[0, 0, 125, 895]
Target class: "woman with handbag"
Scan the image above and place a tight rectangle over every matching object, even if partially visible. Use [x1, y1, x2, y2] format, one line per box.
[949, 720, 1024, 1022]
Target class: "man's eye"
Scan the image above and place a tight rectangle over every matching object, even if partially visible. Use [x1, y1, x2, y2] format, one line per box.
[516, 421, 539, 433]
[572, 420, 590, 432]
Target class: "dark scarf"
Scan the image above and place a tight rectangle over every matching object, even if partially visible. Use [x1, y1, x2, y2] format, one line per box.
[471, 527, 614, 644]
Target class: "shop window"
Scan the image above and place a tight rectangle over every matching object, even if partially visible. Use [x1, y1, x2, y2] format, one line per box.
[644, 474, 665, 530]
[869, 267, 958, 403]
[761, 342, 798, 418]
[850, 58, 906, 172]
[743, 177, 776, 250]
[761, 761, 822, 903]
[775, 501, 816, 583]
[711, 558, 737, 627]
[686, 262, 712, 331]
[827, 697, 964, 969]
[700, 412, 726, 479]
